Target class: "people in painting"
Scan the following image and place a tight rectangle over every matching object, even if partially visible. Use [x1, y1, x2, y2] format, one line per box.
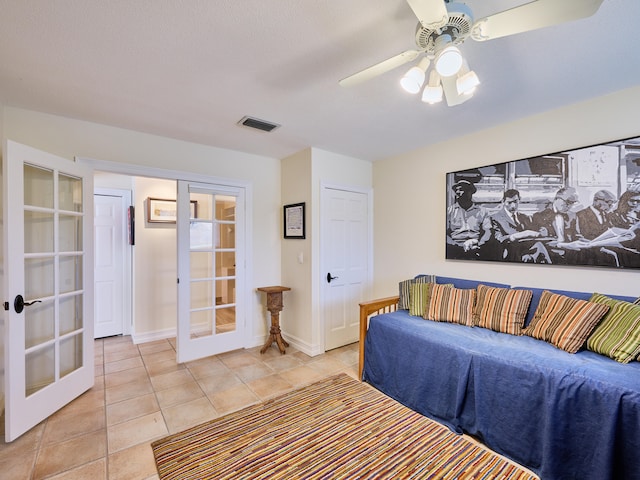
[531, 187, 580, 264]
[576, 190, 616, 240]
[605, 188, 640, 267]
[484, 189, 550, 263]
[446, 180, 490, 260]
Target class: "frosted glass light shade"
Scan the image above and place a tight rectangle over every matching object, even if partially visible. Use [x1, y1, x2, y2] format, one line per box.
[456, 69, 480, 95]
[400, 57, 431, 94]
[435, 45, 463, 77]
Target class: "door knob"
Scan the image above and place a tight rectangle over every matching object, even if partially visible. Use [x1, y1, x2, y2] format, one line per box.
[14, 295, 42, 314]
[326, 273, 339, 283]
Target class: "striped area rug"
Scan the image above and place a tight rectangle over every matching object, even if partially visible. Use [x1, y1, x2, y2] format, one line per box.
[152, 373, 537, 480]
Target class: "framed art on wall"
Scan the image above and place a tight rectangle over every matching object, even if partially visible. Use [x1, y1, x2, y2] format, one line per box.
[445, 135, 640, 269]
[146, 197, 197, 223]
[284, 202, 305, 239]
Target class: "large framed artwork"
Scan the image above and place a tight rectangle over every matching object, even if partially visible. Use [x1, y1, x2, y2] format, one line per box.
[445, 135, 640, 269]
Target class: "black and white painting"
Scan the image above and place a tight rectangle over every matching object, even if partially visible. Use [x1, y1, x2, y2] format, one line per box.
[446, 136, 640, 268]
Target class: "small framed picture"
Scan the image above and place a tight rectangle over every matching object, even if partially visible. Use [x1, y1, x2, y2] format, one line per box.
[283, 202, 305, 239]
[146, 197, 197, 223]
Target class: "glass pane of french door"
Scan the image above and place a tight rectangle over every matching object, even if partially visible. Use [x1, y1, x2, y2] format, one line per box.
[188, 192, 237, 338]
[23, 164, 85, 395]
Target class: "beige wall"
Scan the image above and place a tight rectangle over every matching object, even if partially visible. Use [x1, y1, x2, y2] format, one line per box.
[373, 85, 640, 299]
[281, 148, 373, 355]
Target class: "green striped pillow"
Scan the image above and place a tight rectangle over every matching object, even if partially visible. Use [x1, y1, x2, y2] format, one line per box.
[425, 283, 476, 327]
[523, 290, 609, 353]
[398, 275, 436, 310]
[634, 297, 640, 306]
[408, 283, 433, 317]
[473, 285, 533, 335]
[587, 293, 640, 363]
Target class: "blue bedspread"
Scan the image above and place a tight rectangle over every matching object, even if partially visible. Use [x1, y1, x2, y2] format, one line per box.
[363, 311, 640, 480]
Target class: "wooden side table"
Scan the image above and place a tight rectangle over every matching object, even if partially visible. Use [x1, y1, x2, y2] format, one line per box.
[257, 286, 291, 354]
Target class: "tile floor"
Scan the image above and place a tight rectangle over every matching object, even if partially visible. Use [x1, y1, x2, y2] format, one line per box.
[0, 336, 359, 479]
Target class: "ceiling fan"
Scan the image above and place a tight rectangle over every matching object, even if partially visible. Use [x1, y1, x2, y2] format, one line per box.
[339, 0, 605, 106]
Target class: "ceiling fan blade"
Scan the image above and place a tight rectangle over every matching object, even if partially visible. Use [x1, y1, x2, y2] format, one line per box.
[406, 0, 449, 30]
[441, 75, 472, 107]
[471, 0, 604, 42]
[339, 50, 420, 87]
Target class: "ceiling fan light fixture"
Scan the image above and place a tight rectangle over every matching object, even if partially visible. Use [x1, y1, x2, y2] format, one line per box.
[434, 35, 463, 77]
[456, 67, 480, 96]
[421, 71, 443, 104]
[400, 57, 430, 94]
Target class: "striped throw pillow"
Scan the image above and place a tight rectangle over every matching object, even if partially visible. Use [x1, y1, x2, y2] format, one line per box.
[634, 297, 640, 306]
[473, 285, 533, 335]
[587, 293, 640, 363]
[523, 290, 610, 353]
[425, 283, 476, 327]
[408, 283, 433, 317]
[398, 275, 436, 309]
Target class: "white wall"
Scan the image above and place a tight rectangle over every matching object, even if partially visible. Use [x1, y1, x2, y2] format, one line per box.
[373, 85, 640, 299]
[2, 106, 282, 349]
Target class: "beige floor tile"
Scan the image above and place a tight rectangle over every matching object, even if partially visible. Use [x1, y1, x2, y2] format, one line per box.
[137, 339, 173, 356]
[306, 357, 345, 375]
[155, 380, 204, 409]
[186, 356, 229, 379]
[246, 373, 294, 400]
[108, 442, 158, 480]
[196, 370, 242, 395]
[162, 396, 218, 434]
[105, 366, 149, 389]
[207, 383, 260, 415]
[278, 365, 326, 387]
[106, 378, 154, 405]
[32, 430, 106, 479]
[42, 407, 105, 445]
[234, 362, 274, 382]
[144, 358, 186, 377]
[141, 349, 176, 365]
[107, 394, 160, 426]
[104, 346, 141, 364]
[0, 449, 38, 480]
[262, 354, 304, 372]
[47, 458, 107, 480]
[0, 421, 44, 463]
[107, 411, 167, 454]
[105, 356, 145, 374]
[150, 369, 194, 391]
[219, 351, 262, 369]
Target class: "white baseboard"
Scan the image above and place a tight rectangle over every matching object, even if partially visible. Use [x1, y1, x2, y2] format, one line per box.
[279, 332, 324, 357]
[131, 327, 176, 345]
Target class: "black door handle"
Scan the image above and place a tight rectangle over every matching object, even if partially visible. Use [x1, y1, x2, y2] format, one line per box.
[14, 295, 42, 314]
[326, 273, 339, 283]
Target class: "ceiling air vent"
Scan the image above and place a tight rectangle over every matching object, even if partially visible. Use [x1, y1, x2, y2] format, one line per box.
[237, 116, 281, 133]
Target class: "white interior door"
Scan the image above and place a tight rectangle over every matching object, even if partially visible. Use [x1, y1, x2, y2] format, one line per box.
[322, 186, 371, 351]
[3, 140, 94, 442]
[94, 189, 131, 338]
[176, 180, 245, 363]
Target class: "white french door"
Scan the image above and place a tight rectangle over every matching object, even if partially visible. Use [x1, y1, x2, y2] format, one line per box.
[322, 186, 371, 351]
[3, 140, 94, 442]
[176, 180, 245, 363]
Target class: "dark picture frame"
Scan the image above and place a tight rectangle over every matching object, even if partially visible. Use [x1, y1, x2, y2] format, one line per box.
[445, 135, 640, 269]
[284, 202, 306, 239]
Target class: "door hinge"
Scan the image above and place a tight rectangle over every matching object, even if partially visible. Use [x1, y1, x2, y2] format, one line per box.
[3, 301, 8, 311]
[177, 278, 180, 284]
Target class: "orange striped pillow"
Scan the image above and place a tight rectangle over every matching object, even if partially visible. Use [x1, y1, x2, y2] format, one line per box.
[425, 283, 476, 327]
[473, 285, 533, 335]
[523, 290, 610, 353]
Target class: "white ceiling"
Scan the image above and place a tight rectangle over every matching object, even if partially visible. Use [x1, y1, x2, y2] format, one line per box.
[1, 0, 638, 162]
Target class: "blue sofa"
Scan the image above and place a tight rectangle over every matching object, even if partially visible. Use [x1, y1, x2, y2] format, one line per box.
[359, 276, 640, 480]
